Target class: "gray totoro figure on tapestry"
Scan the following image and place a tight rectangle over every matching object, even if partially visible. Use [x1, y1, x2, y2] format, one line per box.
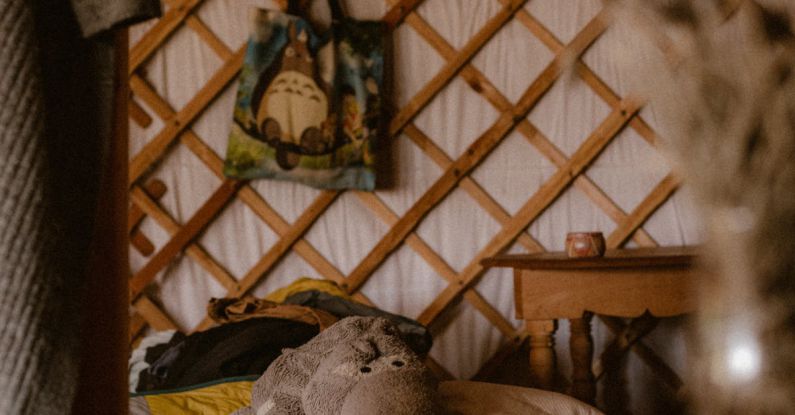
[233, 316, 440, 415]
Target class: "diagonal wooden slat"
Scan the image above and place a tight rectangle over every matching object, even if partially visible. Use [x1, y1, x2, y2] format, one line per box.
[607, 173, 682, 248]
[382, 0, 426, 29]
[133, 295, 180, 331]
[130, 179, 243, 298]
[345, 12, 608, 294]
[129, 45, 246, 185]
[463, 289, 517, 338]
[160, 0, 234, 61]
[417, 96, 643, 326]
[389, 0, 529, 136]
[130, 312, 149, 342]
[234, 191, 341, 296]
[473, 328, 529, 380]
[129, 179, 167, 256]
[130, 185, 239, 292]
[130, 75, 176, 118]
[129, 179, 167, 233]
[184, 15, 233, 60]
[129, 0, 205, 74]
[425, 356, 455, 381]
[130, 229, 156, 257]
[129, 98, 152, 128]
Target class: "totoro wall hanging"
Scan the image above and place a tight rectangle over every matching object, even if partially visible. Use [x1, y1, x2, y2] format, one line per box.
[224, 0, 386, 191]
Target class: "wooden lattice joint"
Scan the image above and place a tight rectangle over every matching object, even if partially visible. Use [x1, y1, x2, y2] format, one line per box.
[129, 179, 167, 256]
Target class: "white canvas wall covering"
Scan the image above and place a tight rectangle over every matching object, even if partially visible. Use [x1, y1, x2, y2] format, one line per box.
[129, 0, 703, 411]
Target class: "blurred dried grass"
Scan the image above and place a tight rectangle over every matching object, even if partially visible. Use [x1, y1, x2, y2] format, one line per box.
[611, 1, 795, 413]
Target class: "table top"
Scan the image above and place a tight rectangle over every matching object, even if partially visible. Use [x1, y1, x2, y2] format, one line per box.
[481, 246, 699, 270]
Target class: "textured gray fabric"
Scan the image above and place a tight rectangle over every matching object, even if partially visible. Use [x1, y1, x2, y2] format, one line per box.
[0, 1, 54, 412]
[0, 0, 159, 413]
[71, 0, 161, 38]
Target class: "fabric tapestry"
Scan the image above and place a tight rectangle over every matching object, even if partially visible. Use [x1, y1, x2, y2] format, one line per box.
[224, 5, 385, 190]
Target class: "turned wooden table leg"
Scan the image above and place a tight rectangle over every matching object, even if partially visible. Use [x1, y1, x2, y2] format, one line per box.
[527, 319, 556, 390]
[569, 312, 596, 404]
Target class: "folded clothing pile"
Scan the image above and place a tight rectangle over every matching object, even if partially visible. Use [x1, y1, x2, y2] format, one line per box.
[134, 318, 320, 392]
[129, 278, 433, 394]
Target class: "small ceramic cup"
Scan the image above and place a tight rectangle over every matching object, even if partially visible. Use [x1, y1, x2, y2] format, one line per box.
[565, 232, 606, 258]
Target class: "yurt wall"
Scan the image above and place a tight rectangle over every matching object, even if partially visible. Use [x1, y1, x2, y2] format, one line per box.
[127, 0, 702, 412]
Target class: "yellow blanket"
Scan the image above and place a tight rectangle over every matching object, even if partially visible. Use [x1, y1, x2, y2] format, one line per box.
[264, 277, 350, 303]
[129, 379, 253, 415]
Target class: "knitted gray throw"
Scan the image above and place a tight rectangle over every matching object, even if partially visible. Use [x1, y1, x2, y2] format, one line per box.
[0, 1, 72, 412]
[0, 0, 159, 412]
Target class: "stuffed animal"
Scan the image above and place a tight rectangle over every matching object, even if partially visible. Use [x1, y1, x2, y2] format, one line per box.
[233, 316, 440, 415]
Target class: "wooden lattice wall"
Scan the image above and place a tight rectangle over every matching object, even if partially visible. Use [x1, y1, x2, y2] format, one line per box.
[126, 0, 687, 403]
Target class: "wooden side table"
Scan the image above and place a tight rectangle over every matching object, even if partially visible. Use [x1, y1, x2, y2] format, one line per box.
[482, 246, 698, 404]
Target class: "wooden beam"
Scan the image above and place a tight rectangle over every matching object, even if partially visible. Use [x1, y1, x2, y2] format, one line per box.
[73, 28, 132, 415]
[382, 0, 426, 29]
[129, 179, 168, 257]
[129, 98, 152, 128]
[133, 295, 179, 331]
[606, 173, 681, 248]
[129, 179, 243, 298]
[129, 312, 148, 342]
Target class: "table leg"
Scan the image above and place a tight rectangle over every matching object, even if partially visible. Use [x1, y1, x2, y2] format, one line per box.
[569, 312, 595, 404]
[527, 319, 556, 390]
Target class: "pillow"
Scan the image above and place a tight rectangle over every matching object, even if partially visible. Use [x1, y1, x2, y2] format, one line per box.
[438, 380, 604, 415]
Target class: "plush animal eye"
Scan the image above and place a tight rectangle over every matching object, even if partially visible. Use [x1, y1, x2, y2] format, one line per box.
[360, 366, 372, 373]
[392, 360, 404, 367]
[285, 47, 295, 57]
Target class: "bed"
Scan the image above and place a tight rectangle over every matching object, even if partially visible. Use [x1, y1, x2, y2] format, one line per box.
[127, 279, 603, 414]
